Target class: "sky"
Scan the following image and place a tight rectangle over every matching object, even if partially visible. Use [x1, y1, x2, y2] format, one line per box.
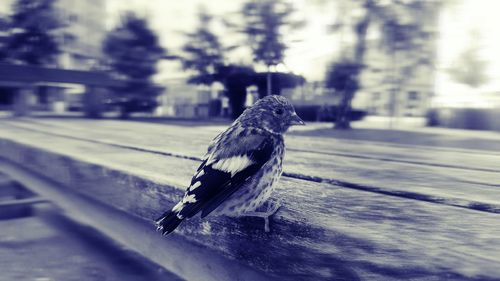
[104, 0, 500, 91]
[434, 0, 500, 105]
[1, 0, 500, 93]
[105, 0, 338, 82]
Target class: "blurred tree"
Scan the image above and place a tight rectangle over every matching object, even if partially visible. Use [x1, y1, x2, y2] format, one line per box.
[326, 0, 371, 129]
[181, 7, 225, 85]
[326, 61, 360, 96]
[378, 2, 437, 128]
[241, 0, 302, 96]
[254, 71, 305, 98]
[195, 67, 305, 119]
[0, 0, 63, 65]
[213, 64, 256, 119]
[448, 31, 488, 89]
[103, 12, 165, 118]
[324, 0, 438, 129]
[325, 60, 361, 126]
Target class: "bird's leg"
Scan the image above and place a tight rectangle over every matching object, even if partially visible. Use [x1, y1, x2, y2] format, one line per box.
[243, 198, 282, 232]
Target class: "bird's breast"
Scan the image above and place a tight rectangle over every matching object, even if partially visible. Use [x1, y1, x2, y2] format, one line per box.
[214, 144, 285, 216]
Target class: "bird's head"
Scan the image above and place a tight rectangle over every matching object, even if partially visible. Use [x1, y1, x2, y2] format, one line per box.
[239, 95, 305, 134]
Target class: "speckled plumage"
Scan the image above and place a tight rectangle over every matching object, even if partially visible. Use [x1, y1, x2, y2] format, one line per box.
[155, 95, 304, 235]
[209, 127, 284, 217]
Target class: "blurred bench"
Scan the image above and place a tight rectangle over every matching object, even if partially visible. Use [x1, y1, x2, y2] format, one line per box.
[0, 63, 122, 117]
[1, 119, 500, 281]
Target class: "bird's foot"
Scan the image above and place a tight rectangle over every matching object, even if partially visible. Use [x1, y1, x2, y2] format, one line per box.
[244, 198, 282, 232]
[261, 197, 282, 216]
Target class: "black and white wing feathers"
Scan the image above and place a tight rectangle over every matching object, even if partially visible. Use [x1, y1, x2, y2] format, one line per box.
[176, 132, 274, 219]
[155, 126, 276, 235]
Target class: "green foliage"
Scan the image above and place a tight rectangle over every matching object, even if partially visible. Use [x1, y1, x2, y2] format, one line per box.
[181, 8, 225, 85]
[242, 0, 300, 67]
[103, 12, 165, 99]
[1, 0, 63, 65]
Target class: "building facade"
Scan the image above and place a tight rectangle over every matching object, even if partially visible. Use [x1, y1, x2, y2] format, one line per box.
[157, 79, 226, 118]
[55, 0, 107, 71]
[0, 0, 108, 114]
[48, 0, 108, 112]
[354, 40, 435, 117]
[346, 1, 440, 117]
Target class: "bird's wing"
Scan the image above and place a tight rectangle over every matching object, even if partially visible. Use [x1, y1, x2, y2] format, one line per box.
[175, 130, 274, 219]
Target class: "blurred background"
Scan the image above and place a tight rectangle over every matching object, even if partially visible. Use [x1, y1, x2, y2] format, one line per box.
[2, 1, 500, 280]
[0, 0, 498, 132]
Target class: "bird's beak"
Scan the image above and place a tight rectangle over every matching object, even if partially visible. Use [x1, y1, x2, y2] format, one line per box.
[289, 113, 305, 126]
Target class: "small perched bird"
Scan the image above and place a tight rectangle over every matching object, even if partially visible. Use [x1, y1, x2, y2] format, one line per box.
[155, 95, 305, 235]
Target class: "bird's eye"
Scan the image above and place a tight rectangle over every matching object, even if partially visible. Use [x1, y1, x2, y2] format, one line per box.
[275, 108, 284, 115]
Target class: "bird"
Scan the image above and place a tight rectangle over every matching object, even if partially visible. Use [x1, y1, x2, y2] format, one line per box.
[155, 95, 305, 235]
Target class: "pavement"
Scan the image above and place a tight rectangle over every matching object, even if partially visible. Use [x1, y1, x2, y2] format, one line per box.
[159, 115, 500, 152]
[297, 116, 500, 150]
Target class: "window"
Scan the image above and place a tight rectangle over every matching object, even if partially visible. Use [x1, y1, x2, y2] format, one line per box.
[408, 91, 419, 101]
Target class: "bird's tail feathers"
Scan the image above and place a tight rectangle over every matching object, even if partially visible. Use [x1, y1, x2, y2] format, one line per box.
[155, 211, 183, 235]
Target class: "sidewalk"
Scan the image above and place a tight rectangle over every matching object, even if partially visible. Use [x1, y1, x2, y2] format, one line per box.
[287, 116, 500, 152]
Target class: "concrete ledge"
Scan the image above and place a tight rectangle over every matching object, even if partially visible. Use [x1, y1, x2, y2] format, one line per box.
[1, 128, 500, 281]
